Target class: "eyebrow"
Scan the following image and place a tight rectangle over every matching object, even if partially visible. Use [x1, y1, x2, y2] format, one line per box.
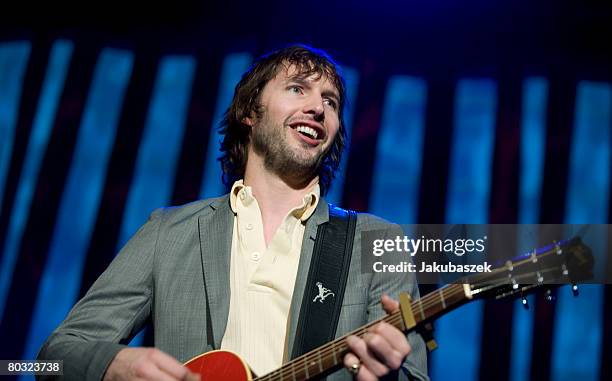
[285, 77, 340, 104]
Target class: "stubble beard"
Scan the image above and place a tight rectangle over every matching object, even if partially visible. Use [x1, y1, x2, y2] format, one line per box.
[251, 112, 327, 186]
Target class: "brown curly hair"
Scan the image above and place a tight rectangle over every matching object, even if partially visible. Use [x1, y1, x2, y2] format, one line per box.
[218, 45, 347, 195]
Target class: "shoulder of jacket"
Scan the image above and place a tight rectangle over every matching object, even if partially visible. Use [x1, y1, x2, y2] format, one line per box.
[150, 194, 230, 223]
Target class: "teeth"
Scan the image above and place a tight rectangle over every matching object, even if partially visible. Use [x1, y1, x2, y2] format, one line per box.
[296, 125, 318, 139]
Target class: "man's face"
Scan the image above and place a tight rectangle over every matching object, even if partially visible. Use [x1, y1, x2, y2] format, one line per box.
[247, 64, 341, 179]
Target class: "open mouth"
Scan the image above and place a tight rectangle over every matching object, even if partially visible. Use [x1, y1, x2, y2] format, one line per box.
[289, 122, 325, 142]
[295, 125, 319, 139]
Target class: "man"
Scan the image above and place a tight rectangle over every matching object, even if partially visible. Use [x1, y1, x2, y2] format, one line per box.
[38, 45, 429, 381]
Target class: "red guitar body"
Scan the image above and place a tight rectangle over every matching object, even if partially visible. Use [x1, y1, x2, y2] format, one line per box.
[185, 350, 253, 381]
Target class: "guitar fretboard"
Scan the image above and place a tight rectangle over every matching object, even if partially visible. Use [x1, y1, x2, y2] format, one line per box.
[255, 283, 469, 381]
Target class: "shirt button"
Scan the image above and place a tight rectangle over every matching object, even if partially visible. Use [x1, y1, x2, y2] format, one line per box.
[251, 252, 261, 261]
[246, 223, 253, 230]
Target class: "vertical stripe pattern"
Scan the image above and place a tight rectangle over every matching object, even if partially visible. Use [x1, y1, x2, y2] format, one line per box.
[369, 76, 427, 222]
[551, 81, 611, 381]
[510, 77, 549, 381]
[23, 49, 133, 361]
[0, 39, 609, 380]
[432, 79, 497, 381]
[0, 41, 31, 217]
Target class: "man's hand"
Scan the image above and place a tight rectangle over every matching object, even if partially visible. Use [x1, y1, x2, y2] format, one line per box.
[103, 348, 200, 381]
[343, 294, 411, 380]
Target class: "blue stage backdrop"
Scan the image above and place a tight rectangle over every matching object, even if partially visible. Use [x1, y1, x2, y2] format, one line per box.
[0, 2, 611, 380]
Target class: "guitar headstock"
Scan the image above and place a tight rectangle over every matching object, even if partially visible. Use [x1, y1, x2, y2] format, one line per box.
[465, 237, 594, 301]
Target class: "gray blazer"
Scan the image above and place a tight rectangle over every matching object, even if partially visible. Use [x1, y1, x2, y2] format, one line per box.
[38, 195, 429, 380]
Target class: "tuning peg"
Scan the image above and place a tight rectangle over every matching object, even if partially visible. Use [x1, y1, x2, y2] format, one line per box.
[521, 297, 529, 310]
[545, 289, 556, 303]
[571, 284, 579, 297]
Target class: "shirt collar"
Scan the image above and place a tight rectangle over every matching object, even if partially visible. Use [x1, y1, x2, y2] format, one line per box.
[229, 179, 320, 222]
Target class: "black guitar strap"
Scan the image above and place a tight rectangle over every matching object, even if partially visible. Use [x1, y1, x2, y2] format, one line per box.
[291, 205, 357, 361]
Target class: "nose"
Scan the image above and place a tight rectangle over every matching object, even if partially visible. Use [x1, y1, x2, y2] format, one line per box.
[303, 96, 325, 121]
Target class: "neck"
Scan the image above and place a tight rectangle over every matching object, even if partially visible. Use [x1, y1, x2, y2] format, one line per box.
[254, 284, 471, 381]
[243, 152, 319, 244]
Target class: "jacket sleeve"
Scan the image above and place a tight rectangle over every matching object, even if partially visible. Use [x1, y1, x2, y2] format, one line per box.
[36, 209, 163, 380]
[362, 217, 430, 381]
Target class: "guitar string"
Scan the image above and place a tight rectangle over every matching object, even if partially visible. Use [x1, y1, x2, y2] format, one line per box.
[260, 270, 549, 381]
[256, 301, 443, 381]
[258, 245, 568, 380]
[255, 311, 405, 381]
[259, 285, 466, 380]
[256, 284, 467, 381]
[260, 269, 563, 381]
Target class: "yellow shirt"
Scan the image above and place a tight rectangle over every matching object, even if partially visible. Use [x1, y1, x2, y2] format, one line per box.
[220, 180, 320, 376]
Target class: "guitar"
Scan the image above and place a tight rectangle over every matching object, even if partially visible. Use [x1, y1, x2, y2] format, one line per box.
[184, 237, 594, 380]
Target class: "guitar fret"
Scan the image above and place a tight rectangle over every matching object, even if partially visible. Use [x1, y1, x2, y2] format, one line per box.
[418, 299, 426, 320]
[439, 288, 446, 309]
[311, 360, 318, 370]
[332, 344, 337, 364]
[317, 350, 323, 373]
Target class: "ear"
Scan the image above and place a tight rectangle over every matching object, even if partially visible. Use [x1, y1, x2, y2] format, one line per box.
[243, 116, 255, 127]
[243, 109, 259, 127]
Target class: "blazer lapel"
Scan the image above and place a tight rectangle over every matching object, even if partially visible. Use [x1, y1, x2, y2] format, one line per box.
[198, 195, 233, 349]
[286, 200, 330, 357]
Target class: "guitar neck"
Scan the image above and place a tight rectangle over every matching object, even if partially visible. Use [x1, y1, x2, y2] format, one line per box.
[255, 283, 471, 381]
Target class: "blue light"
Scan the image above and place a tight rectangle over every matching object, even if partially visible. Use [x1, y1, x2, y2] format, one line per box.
[510, 294, 535, 381]
[116, 55, 195, 346]
[22, 48, 133, 361]
[551, 81, 610, 381]
[510, 77, 548, 381]
[445, 79, 497, 224]
[118, 55, 196, 248]
[0, 41, 66, 323]
[518, 78, 548, 225]
[0, 41, 30, 218]
[200, 53, 252, 199]
[369, 76, 427, 223]
[432, 78, 497, 381]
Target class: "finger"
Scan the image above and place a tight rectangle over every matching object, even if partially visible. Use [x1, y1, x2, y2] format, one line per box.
[361, 327, 403, 370]
[356, 364, 378, 381]
[150, 350, 193, 380]
[343, 352, 376, 381]
[381, 294, 400, 314]
[183, 372, 201, 381]
[343, 352, 360, 378]
[346, 335, 389, 377]
[343, 351, 360, 369]
[373, 322, 412, 359]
